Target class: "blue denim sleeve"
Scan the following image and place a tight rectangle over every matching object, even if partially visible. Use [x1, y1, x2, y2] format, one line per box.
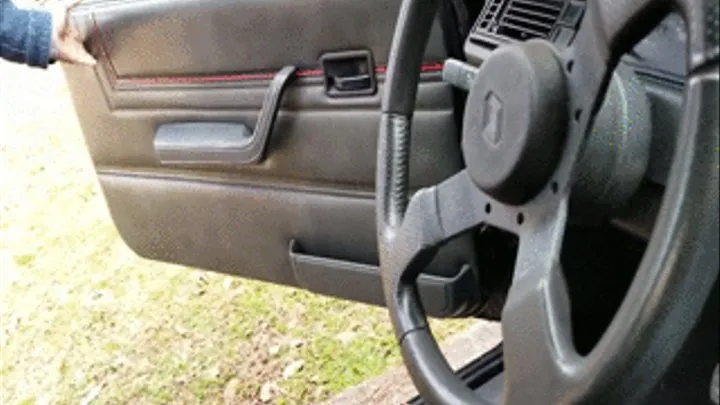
[0, 0, 53, 68]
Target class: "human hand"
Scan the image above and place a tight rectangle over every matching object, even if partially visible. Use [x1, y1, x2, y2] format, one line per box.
[49, 0, 96, 66]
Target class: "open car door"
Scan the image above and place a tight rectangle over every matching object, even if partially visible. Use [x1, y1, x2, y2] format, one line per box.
[63, 0, 482, 317]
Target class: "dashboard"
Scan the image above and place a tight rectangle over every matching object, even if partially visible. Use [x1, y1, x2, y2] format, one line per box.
[463, 0, 689, 238]
[465, 0, 687, 81]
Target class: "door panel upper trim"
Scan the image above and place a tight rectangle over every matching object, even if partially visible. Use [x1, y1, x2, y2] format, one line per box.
[75, 0, 447, 78]
[90, 14, 445, 88]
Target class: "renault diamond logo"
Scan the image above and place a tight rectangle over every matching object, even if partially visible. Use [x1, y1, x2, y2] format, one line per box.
[481, 91, 503, 146]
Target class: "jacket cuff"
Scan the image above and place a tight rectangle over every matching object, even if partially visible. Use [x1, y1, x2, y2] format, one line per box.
[25, 9, 53, 68]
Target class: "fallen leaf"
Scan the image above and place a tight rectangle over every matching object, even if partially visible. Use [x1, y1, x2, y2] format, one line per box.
[282, 360, 304, 379]
[91, 289, 107, 300]
[73, 370, 86, 384]
[173, 324, 190, 337]
[83, 289, 114, 307]
[334, 331, 357, 345]
[223, 378, 241, 405]
[228, 287, 246, 299]
[223, 278, 241, 290]
[79, 385, 101, 405]
[112, 354, 130, 368]
[206, 364, 222, 379]
[268, 345, 281, 356]
[259, 382, 278, 403]
[36, 395, 52, 405]
[313, 386, 325, 399]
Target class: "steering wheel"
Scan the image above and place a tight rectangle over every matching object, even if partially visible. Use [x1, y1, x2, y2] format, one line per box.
[376, 0, 718, 403]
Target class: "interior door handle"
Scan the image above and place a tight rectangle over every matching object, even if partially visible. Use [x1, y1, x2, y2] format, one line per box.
[154, 66, 297, 165]
[320, 50, 376, 97]
[332, 74, 372, 92]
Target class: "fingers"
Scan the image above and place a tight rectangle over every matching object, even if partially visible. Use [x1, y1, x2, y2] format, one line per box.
[55, 37, 97, 66]
[66, 40, 97, 66]
[48, 0, 96, 66]
[59, 0, 83, 38]
[63, 0, 83, 10]
[58, 49, 97, 66]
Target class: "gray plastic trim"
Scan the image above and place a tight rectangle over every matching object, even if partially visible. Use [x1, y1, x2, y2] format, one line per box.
[154, 66, 297, 165]
[155, 122, 254, 164]
[289, 240, 477, 318]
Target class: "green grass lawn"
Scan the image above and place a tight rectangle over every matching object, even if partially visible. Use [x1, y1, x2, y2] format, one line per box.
[0, 63, 472, 404]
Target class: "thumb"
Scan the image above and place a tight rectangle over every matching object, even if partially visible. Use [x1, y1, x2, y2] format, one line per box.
[69, 42, 97, 66]
[57, 38, 97, 66]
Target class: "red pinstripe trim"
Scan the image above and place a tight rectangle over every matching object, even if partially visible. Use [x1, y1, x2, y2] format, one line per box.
[117, 68, 323, 86]
[91, 15, 444, 88]
[115, 63, 443, 86]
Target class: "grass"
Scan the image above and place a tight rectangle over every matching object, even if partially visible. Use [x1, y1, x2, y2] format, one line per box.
[0, 62, 473, 404]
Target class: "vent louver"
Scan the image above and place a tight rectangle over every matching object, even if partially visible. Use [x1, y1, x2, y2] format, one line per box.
[498, 0, 564, 39]
[476, 0, 504, 31]
[473, 0, 566, 41]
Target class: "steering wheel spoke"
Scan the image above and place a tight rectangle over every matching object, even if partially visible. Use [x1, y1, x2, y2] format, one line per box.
[501, 198, 581, 404]
[435, 170, 493, 239]
[382, 169, 490, 336]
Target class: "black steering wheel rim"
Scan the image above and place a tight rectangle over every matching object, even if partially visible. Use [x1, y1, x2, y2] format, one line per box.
[376, 0, 719, 404]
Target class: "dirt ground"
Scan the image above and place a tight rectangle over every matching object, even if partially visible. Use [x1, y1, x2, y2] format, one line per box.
[0, 61, 499, 404]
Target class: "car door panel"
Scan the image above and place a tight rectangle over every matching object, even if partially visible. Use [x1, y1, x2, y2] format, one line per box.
[85, 0, 447, 78]
[64, 0, 480, 317]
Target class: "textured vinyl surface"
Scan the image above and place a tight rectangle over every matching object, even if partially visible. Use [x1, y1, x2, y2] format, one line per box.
[64, 0, 472, 302]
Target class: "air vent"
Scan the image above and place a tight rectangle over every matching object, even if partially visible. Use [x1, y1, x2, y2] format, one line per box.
[497, 0, 565, 40]
[467, 0, 586, 64]
[472, 0, 574, 41]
